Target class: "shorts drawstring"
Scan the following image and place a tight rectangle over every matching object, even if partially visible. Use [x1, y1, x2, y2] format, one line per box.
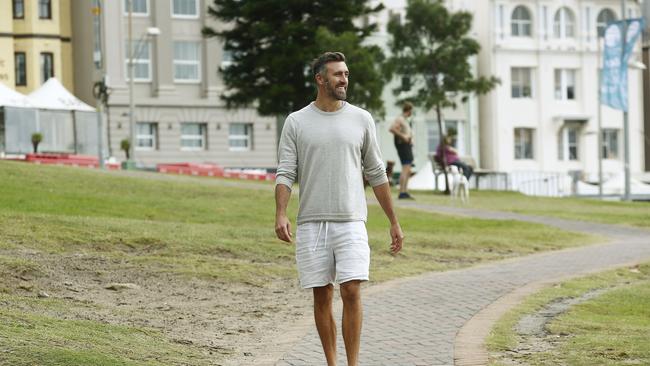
[312, 221, 329, 252]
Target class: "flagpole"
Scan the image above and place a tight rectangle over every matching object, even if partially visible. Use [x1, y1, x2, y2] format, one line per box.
[598, 37, 603, 199]
[621, 0, 631, 201]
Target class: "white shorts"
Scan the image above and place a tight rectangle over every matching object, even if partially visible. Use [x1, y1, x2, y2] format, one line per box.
[295, 221, 370, 289]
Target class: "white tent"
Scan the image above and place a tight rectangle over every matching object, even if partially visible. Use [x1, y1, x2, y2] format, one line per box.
[0, 81, 34, 108]
[0, 82, 38, 154]
[28, 78, 95, 111]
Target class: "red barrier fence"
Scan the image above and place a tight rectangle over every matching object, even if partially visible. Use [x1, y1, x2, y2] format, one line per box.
[157, 162, 275, 181]
[25, 153, 120, 170]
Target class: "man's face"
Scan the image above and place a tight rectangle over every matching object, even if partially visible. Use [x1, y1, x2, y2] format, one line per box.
[321, 61, 349, 101]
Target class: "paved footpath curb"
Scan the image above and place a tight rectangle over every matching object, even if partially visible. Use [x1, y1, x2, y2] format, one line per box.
[267, 202, 650, 366]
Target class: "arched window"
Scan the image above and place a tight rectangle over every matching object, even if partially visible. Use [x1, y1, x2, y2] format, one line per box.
[597, 9, 617, 38]
[554, 7, 575, 39]
[511, 6, 533, 37]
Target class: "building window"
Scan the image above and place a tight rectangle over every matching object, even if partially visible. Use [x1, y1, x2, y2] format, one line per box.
[229, 123, 253, 151]
[40, 52, 54, 84]
[602, 129, 619, 159]
[172, 0, 199, 18]
[15, 53, 27, 86]
[124, 41, 151, 81]
[514, 128, 534, 159]
[559, 124, 581, 161]
[173, 42, 201, 82]
[554, 69, 576, 100]
[511, 6, 532, 37]
[401, 76, 411, 92]
[38, 0, 51, 19]
[13, 0, 24, 19]
[124, 0, 148, 15]
[553, 7, 575, 39]
[136, 122, 158, 150]
[221, 48, 233, 69]
[597, 9, 616, 38]
[427, 120, 464, 155]
[511, 67, 532, 98]
[181, 123, 207, 150]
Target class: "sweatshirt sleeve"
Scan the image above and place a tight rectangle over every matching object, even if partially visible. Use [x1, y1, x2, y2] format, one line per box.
[362, 114, 389, 187]
[275, 115, 298, 189]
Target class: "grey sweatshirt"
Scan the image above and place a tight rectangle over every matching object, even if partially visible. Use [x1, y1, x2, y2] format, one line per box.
[276, 102, 388, 224]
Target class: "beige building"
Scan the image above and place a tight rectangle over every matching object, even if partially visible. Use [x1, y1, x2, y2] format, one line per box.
[71, 0, 276, 169]
[0, 0, 74, 93]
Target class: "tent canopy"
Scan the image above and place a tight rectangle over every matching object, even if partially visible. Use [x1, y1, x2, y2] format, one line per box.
[0, 81, 34, 108]
[28, 78, 95, 112]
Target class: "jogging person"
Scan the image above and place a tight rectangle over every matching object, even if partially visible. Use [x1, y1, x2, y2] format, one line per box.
[275, 51, 404, 366]
[389, 102, 415, 199]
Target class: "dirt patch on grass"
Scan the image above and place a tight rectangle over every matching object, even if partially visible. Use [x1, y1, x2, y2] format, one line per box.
[494, 288, 610, 365]
[0, 248, 311, 364]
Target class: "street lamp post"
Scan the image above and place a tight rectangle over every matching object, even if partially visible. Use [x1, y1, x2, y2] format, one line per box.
[128, 0, 134, 166]
[621, 0, 631, 201]
[127, 0, 159, 168]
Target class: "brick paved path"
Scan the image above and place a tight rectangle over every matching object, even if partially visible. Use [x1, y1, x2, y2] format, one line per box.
[272, 202, 650, 366]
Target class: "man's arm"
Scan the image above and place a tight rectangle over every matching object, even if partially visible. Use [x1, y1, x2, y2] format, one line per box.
[275, 184, 292, 243]
[372, 182, 403, 254]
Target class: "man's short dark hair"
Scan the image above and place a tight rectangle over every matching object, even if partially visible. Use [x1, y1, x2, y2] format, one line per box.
[311, 52, 346, 77]
[402, 102, 413, 113]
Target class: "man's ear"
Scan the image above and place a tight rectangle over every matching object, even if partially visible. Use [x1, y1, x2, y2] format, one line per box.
[315, 73, 324, 86]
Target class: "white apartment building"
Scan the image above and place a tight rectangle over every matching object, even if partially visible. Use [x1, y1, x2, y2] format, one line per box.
[474, 0, 645, 181]
[72, 0, 276, 169]
[372, 0, 646, 190]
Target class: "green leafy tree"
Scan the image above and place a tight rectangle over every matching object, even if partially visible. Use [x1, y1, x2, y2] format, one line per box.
[202, 0, 386, 119]
[387, 0, 499, 193]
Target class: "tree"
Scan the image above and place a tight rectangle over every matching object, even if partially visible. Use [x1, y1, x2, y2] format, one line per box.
[31, 133, 42, 154]
[386, 0, 499, 194]
[202, 0, 386, 118]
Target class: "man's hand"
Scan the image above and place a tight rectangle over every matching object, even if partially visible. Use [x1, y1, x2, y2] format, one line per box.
[390, 222, 404, 255]
[275, 214, 293, 243]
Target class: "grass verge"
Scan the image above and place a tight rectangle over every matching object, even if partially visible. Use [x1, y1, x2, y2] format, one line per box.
[0, 294, 209, 366]
[487, 262, 650, 366]
[407, 189, 650, 228]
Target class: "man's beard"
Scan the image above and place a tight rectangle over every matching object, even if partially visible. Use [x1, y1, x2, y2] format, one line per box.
[325, 79, 347, 100]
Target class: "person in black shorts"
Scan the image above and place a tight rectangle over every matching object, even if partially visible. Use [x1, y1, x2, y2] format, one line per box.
[389, 102, 414, 199]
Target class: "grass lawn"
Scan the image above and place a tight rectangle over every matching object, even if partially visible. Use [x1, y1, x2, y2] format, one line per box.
[488, 262, 650, 366]
[0, 161, 597, 365]
[0, 161, 596, 283]
[407, 189, 650, 228]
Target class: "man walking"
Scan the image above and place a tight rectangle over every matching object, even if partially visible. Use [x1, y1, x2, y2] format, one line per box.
[389, 102, 414, 199]
[275, 52, 404, 366]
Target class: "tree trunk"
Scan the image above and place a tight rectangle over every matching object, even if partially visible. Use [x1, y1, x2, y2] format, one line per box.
[436, 102, 450, 195]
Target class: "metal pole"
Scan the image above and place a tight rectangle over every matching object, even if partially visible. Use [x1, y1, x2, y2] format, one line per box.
[128, 0, 135, 167]
[621, 0, 631, 200]
[598, 37, 603, 199]
[97, 91, 104, 169]
[94, 1, 104, 169]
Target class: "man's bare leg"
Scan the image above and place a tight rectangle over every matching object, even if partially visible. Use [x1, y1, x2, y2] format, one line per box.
[340, 280, 362, 366]
[399, 164, 412, 193]
[314, 284, 337, 365]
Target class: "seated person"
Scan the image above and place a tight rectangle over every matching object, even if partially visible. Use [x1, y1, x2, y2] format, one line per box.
[435, 135, 473, 180]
